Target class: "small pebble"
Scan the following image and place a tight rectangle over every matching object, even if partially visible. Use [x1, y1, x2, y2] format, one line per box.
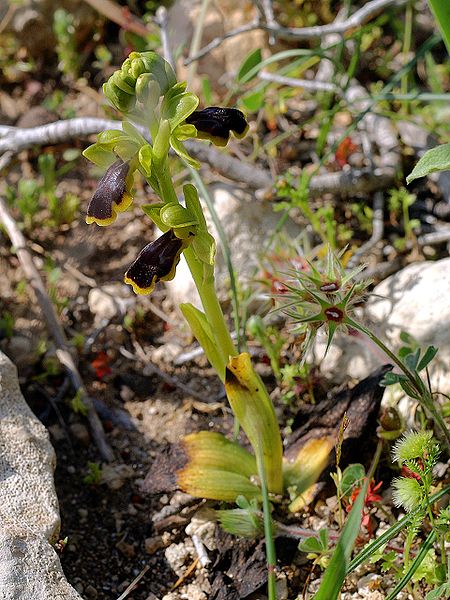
[69, 423, 91, 446]
[84, 584, 98, 599]
[115, 539, 135, 558]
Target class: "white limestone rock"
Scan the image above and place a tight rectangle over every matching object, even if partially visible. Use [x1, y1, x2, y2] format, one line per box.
[0, 351, 81, 600]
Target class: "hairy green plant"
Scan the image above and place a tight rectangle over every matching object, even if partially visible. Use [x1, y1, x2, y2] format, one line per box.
[53, 8, 80, 80]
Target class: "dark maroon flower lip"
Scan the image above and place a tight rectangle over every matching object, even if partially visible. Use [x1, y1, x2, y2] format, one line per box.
[185, 107, 249, 147]
[86, 160, 133, 226]
[124, 230, 190, 295]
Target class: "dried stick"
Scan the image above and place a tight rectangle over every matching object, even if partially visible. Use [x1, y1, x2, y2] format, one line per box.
[119, 344, 214, 404]
[154, 6, 175, 72]
[0, 118, 397, 194]
[0, 193, 114, 462]
[82, 0, 150, 38]
[185, 0, 407, 64]
[347, 191, 385, 268]
[258, 71, 340, 94]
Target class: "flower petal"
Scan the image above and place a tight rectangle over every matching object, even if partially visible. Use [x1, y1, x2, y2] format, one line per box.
[186, 107, 249, 146]
[86, 160, 133, 226]
[124, 230, 189, 295]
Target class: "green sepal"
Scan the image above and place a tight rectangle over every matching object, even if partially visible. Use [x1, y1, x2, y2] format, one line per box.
[173, 123, 197, 141]
[129, 51, 177, 95]
[103, 80, 136, 113]
[122, 121, 147, 146]
[180, 303, 226, 376]
[142, 202, 168, 231]
[83, 143, 116, 168]
[96, 129, 129, 150]
[153, 119, 171, 164]
[138, 144, 153, 177]
[113, 140, 139, 163]
[162, 82, 199, 130]
[170, 136, 201, 169]
[192, 231, 216, 265]
[160, 203, 198, 229]
[109, 69, 135, 95]
[135, 74, 160, 106]
[183, 183, 207, 228]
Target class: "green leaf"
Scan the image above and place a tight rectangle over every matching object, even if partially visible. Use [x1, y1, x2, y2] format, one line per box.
[241, 89, 265, 112]
[96, 129, 129, 149]
[417, 346, 438, 371]
[313, 475, 368, 600]
[381, 372, 404, 386]
[406, 143, 450, 184]
[237, 48, 263, 83]
[299, 536, 324, 554]
[173, 123, 197, 141]
[180, 303, 226, 376]
[386, 531, 436, 600]
[341, 464, 366, 497]
[405, 348, 421, 371]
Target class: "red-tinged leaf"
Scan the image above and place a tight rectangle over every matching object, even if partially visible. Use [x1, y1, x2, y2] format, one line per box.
[335, 137, 358, 167]
[91, 351, 112, 379]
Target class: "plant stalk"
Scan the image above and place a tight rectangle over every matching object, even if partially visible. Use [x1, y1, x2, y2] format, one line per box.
[256, 449, 277, 600]
[347, 318, 450, 449]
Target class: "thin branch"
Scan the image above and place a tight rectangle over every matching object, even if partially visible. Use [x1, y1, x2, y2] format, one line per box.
[266, 0, 407, 41]
[258, 70, 340, 94]
[185, 0, 407, 64]
[0, 118, 397, 195]
[82, 0, 150, 38]
[417, 227, 450, 246]
[119, 344, 214, 404]
[0, 194, 114, 462]
[154, 6, 175, 73]
[256, 0, 276, 44]
[347, 191, 385, 268]
[184, 18, 261, 65]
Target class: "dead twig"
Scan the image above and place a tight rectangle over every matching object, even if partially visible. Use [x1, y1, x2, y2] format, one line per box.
[119, 344, 213, 404]
[347, 191, 385, 268]
[82, 0, 150, 38]
[154, 6, 175, 73]
[185, 0, 407, 64]
[0, 118, 397, 194]
[0, 193, 114, 462]
[258, 71, 340, 94]
[116, 564, 150, 600]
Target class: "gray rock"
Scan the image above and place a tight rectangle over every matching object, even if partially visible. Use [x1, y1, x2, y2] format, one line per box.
[0, 351, 82, 599]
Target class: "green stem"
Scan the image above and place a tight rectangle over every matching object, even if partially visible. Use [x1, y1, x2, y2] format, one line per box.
[156, 162, 237, 372]
[401, 1, 413, 99]
[256, 450, 277, 600]
[347, 318, 450, 449]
